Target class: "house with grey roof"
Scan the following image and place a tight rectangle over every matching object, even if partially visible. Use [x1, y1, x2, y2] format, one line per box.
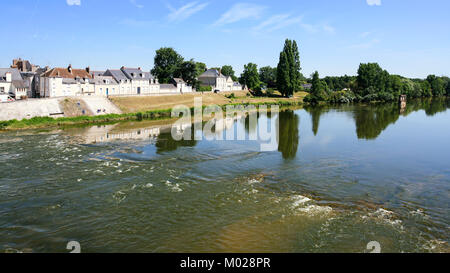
[198, 69, 243, 92]
[0, 68, 30, 99]
[103, 67, 160, 96]
[92, 76, 119, 96]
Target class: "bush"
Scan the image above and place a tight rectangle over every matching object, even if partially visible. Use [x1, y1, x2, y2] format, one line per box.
[197, 85, 212, 92]
[362, 94, 379, 102]
[378, 92, 395, 102]
[226, 93, 236, 99]
[266, 88, 275, 96]
[328, 90, 356, 103]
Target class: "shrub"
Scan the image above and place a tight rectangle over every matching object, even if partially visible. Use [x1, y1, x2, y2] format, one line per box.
[328, 90, 356, 103]
[226, 93, 236, 99]
[378, 92, 395, 102]
[197, 85, 212, 92]
[362, 94, 379, 102]
[266, 88, 275, 97]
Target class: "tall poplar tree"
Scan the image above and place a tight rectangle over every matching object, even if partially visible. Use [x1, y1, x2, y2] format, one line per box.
[277, 39, 302, 97]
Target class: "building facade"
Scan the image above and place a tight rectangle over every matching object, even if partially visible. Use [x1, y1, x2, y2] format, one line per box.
[0, 68, 30, 99]
[39, 65, 94, 98]
[198, 69, 242, 92]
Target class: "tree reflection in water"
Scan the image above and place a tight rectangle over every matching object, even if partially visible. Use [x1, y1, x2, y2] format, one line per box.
[156, 126, 197, 154]
[154, 98, 448, 154]
[277, 110, 300, 160]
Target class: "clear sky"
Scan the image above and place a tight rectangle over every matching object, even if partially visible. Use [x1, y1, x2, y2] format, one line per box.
[1, 0, 449, 78]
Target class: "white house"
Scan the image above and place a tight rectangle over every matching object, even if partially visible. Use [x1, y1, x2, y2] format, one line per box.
[198, 69, 242, 92]
[103, 67, 160, 96]
[0, 68, 30, 99]
[172, 78, 193, 93]
[39, 65, 94, 98]
[92, 75, 119, 96]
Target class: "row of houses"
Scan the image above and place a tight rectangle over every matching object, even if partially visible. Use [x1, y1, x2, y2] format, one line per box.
[1, 59, 244, 101]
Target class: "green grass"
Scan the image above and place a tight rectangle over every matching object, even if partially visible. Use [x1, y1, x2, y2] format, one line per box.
[0, 100, 304, 131]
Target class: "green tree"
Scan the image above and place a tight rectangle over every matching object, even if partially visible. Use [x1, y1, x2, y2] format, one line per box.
[240, 63, 261, 90]
[356, 63, 390, 96]
[221, 65, 237, 81]
[291, 40, 302, 91]
[259, 66, 277, 88]
[177, 59, 199, 87]
[195, 62, 207, 76]
[421, 80, 433, 97]
[426, 75, 446, 97]
[276, 39, 302, 97]
[277, 51, 291, 96]
[151, 47, 184, 83]
[446, 78, 450, 96]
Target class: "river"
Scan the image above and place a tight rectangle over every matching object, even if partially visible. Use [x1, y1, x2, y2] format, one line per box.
[0, 98, 449, 253]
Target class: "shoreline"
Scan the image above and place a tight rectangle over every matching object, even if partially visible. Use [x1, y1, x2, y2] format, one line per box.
[2, 95, 447, 131]
[0, 100, 304, 131]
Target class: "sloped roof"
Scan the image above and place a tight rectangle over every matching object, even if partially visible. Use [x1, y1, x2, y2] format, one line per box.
[104, 69, 128, 82]
[91, 71, 106, 77]
[12, 80, 29, 89]
[42, 67, 92, 79]
[121, 67, 153, 80]
[0, 68, 23, 82]
[92, 76, 118, 85]
[173, 78, 185, 84]
[160, 84, 177, 89]
[199, 69, 221, 78]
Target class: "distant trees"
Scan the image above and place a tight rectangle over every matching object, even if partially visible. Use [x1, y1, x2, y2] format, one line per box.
[323, 75, 355, 91]
[277, 39, 302, 97]
[426, 75, 446, 97]
[239, 63, 261, 91]
[259, 66, 277, 88]
[152, 47, 204, 88]
[304, 71, 329, 104]
[356, 63, 390, 96]
[446, 78, 450, 96]
[151, 47, 184, 83]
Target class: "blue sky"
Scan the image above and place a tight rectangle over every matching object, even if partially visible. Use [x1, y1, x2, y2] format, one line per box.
[1, 0, 449, 78]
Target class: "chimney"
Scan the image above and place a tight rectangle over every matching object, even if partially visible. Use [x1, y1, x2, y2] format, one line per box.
[68, 64, 73, 73]
[5, 72, 12, 82]
[86, 66, 90, 74]
[138, 67, 141, 70]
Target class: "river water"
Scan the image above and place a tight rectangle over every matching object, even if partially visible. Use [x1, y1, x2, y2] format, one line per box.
[0, 99, 449, 253]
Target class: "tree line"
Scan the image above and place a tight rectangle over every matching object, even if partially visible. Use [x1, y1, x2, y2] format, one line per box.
[306, 63, 450, 104]
[150, 39, 304, 95]
[150, 42, 449, 102]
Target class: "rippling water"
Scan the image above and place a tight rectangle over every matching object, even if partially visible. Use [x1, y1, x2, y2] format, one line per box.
[0, 98, 449, 253]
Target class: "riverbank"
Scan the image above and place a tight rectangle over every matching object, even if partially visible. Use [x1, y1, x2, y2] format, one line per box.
[0, 93, 307, 131]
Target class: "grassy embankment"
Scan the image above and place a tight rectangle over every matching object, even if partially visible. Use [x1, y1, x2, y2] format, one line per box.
[0, 91, 308, 130]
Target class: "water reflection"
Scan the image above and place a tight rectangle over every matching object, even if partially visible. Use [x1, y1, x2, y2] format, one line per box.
[277, 110, 300, 159]
[304, 106, 328, 136]
[63, 98, 449, 156]
[156, 127, 197, 154]
[353, 103, 400, 140]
